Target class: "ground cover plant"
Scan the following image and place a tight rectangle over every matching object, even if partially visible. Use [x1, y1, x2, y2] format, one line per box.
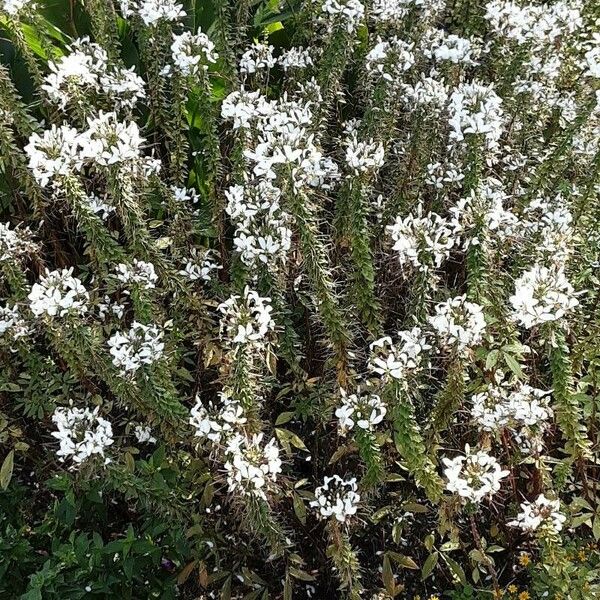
[1, 0, 600, 598]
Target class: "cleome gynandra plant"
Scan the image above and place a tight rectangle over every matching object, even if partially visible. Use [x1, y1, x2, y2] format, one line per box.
[1, 0, 600, 598]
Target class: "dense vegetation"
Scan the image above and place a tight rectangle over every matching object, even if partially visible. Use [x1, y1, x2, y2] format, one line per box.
[1, 0, 600, 598]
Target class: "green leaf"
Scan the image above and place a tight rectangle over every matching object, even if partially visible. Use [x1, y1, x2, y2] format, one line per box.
[503, 353, 523, 378]
[382, 554, 395, 596]
[0, 450, 14, 490]
[292, 492, 306, 525]
[387, 552, 418, 570]
[444, 555, 467, 586]
[421, 552, 439, 580]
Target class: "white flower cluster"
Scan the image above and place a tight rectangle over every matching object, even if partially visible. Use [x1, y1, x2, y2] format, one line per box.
[335, 388, 386, 433]
[424, 30, 476, 65]
[522, 196, 574, 265]
[510, 265, 579, 329]
[107, 321, 165, 374]
[371, 0, 444, 22]
[134, 424, 156, 444]
[0, 222, 37, 262]
[171, 29, 218, 76]
[585, 34, 600, 78]
[42, 37, 145, 111]
[225, 182, 292, 268]
[80, 111, 146, 167]
[484, 0, 582, 48]
[51, 406, 114, 465]
[24, 125, 82, 188]
[179, 248, 221, 282]
[221, 86, 340, 196]
[387, 206, 455, 275]
[428, 296, 486, 353]
[449, 179, 518, 249]
[1, 0, 32, 16]
[509, 494, 566, 534]
[472, 379, 553, 453]
[443, 445, 509, 503]
[98, 296, 125, 321]
[279, 47, 313, 71]
[218, 288, 275, 346]
[447, 81, 505, 150]
[25, 114, 158, 190]
[115, 259, 158, 290]
[120, 0, 185, 25]
[365, 37, 415, 82]
[401, 73, 449, 113]
[239, 42, 276, 75]
[0, 304, 30, 348]
[320, 0, 365, 34]
[224, 433, 282, 500]
[28, 268, 89, 319]
[190, 392, 247, 443]
[368, 328, 430, 382]
[310, 475, 360, 522]
[344, 133, 385, 175]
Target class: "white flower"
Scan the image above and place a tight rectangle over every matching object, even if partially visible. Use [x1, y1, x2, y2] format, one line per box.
[508, 494, 566, 533]
[368, 328, 430, 382]
[218, 287, 275, 346]
[310, 475, 360, 522]
[239, 42, 276, 75]
[321, 0, 365, 34]
[189, 392, 247, 443]
[179, 248, 221, 281]
[24, 125, 83, 188]
[1, 0, 33, 15]
[387, 206, 455, 274]
[428, 296, 486, 353]
[51, 406, 113, 465]
[80, 111, 144, 166]
[115, 259, 158, 290]
[107, 321, 165, 374]
[134, 424, 156, 444]
[510, 265, 578, 328]
[224, 433, 282, 500]
[371, 0, 444, 23]
[0, 304, 30, 348]
[225, 182, 292, 268]
[345, 133, 385, 174]
[365, 37, 415, 82]
[472, 378, 552, 453]
[447, 81, 504, 150]
[278, 47, 313, 71]
[121, 0, 185, 25]
[28, 268, 89, 319]
[0, 222, 37, 262]
[335, 388, 386, 433]
[443, 445, 509, 503]
[171, 29, 217, 76]
[42, 37, 145, 111]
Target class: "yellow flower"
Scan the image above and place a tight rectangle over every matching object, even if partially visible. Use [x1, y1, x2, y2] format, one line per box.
[508, 584, 518, 594]
[428, 596, 440, 600]
[518, 592, 530, 600]
[493, 591, 505, 599]
[518, 552, 531, 566]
